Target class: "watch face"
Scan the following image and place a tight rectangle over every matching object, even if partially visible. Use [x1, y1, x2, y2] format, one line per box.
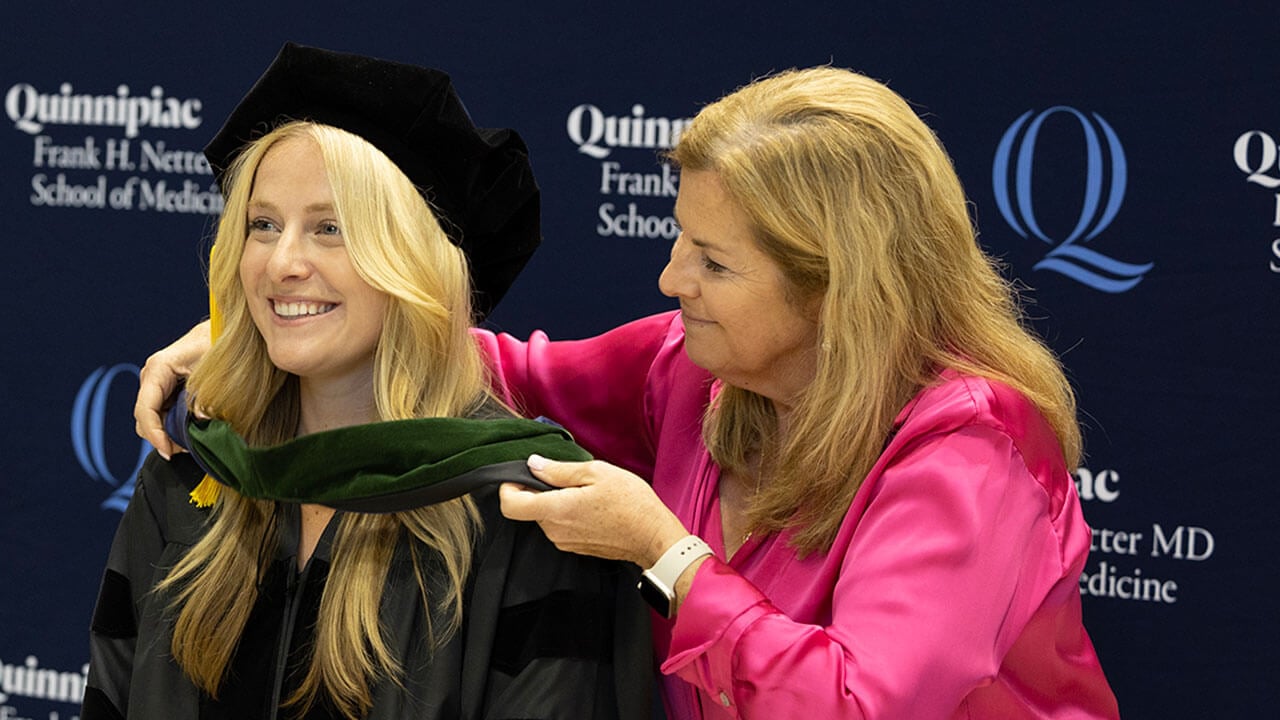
[637, 576, 672, 618]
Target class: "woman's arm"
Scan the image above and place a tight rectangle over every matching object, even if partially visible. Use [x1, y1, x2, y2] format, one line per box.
[137, 312, 690, 474]
[508, 423, 1109, 719]
[475, 311, 696, 479]
[134, 321, 211, 458]
[661, 424, 1106, 719]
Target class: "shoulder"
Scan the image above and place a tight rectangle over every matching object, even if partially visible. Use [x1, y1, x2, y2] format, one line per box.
[888, 371, 1071, 507]
[132, 451, 212, 546]
[137, 450, 206, 494]
[892, 371, 1054, 444]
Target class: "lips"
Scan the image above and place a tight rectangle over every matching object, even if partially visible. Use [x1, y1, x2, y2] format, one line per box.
[679, 308, 714, 325]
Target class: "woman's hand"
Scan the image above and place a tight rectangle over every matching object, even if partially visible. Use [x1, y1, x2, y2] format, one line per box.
[134, 320, 212, 458]
[499, 455, 691, 568]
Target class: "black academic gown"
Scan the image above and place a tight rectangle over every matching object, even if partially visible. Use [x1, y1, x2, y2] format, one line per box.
[82, 452, 654, 720]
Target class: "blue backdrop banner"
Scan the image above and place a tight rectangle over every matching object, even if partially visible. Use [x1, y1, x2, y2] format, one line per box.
[2, 3, 1276, 718]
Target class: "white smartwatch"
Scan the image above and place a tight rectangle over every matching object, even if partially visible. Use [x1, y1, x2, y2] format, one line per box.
[637, 535, 713, 618]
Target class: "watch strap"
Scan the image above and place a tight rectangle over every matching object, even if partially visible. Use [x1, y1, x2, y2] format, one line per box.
[645, 535, 713, 591]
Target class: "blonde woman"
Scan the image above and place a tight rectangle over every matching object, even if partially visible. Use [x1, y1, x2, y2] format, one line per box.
[137, 67, 1120, 718]
[87, 45, 650, 720]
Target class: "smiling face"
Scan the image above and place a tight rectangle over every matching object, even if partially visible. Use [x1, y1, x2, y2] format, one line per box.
[239, 136, 389, 392]
[659, 169, 822, 405]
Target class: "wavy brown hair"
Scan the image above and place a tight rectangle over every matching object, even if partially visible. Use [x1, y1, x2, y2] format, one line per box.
[671, 67, 1081, 554]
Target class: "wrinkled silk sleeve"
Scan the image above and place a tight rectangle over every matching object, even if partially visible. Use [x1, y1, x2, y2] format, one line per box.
[473, 312, 693, 480]
[663, 421, 1094, 719]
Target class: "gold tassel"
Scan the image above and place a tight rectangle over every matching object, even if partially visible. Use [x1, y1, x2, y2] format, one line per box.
[208, 243, 224, 339]
[187, 243, 225, 510]
[189, 474, 221, 508]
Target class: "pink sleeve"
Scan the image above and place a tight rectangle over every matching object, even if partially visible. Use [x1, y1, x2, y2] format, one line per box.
[472, 311, 687, 479]
[662, 425, 1068, 719]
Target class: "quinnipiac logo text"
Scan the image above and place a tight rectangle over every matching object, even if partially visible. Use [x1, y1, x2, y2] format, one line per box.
[71, 364, 150, 512]
[1232, 130, 1280, 272]
[567, 103, 690, 239]
[6, 82, 202, 138]
[992, 107, 1153, 293]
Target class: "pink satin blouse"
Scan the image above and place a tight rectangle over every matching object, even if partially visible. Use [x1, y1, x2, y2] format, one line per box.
[476, 311, 1119, 719]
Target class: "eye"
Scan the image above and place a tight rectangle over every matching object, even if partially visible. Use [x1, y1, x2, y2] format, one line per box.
[316, 221, 345, 247]
[247, 217, 278, 234]
[701, 254, 728, 274]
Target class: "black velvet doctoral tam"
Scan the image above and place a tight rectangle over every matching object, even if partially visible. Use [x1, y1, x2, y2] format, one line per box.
[203, 42, 541, 319]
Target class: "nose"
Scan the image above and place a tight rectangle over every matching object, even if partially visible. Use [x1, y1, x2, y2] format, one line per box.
[265, 227, 313, 281]
[658, 233, 695, 299]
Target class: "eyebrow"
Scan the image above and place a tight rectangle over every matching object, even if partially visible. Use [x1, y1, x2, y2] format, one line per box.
[672, 206, 727, 253]
[247, 200, 337, 214]
[686, 234, 726, 253]
[686, 230, 737, 256]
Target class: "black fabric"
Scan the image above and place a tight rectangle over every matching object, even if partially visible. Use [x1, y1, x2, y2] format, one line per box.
[83, 449, 655, 720]
[203, 42, 540, 318]
[80, 686, 125, 720]
[89, 569, 137, 640]
[205, 551, 339, 720]
[491, 589, 614, 676]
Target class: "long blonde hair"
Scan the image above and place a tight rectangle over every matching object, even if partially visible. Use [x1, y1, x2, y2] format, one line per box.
[672, 67, 1081, 554]
[158, 121, 491, 717]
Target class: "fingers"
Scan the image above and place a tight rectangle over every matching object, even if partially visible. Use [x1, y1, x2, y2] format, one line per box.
[191, 402, 211, 421]
[499, 457, 599, 522]
[501, 464, 679, 566]
[134, 407, 168, 458]
[498, 482, 545, 521]
[135, 360, 180, 459]
[137, 420, 178, 460]
[134, 321, 211, 458]
[525, 454, 599, 488]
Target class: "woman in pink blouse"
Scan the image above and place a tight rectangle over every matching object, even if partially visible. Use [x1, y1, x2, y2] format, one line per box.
[137, 67, 1118, 718]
